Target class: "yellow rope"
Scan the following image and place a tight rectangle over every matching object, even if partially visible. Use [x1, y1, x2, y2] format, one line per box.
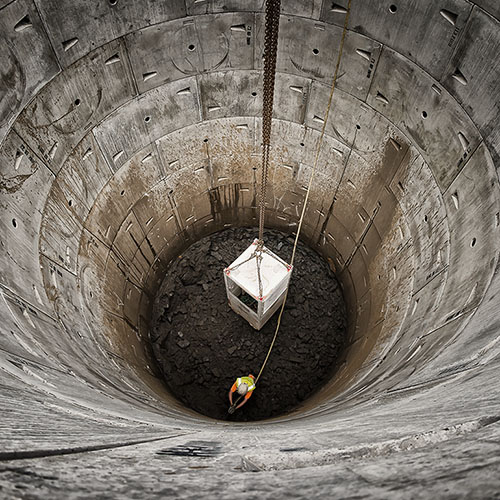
[255, 0, 352, 385]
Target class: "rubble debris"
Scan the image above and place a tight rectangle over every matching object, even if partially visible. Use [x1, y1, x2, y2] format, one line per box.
[150, 228, 348, 421]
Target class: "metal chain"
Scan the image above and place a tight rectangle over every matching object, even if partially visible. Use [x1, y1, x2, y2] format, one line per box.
[225, 250, 265, 299]
[225, 244, 289, 300]
[255, 0, 353, 386]
[225, 252, 258, 273]
[256, 252, 264, 299]
[258, 0, 281, 243]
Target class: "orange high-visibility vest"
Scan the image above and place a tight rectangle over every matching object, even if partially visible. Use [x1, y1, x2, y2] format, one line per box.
[236, 376, 255, 392]
[232, 375, 256, 399]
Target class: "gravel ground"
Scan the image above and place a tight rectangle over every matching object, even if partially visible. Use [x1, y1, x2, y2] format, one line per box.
[150, 227, 348, 421]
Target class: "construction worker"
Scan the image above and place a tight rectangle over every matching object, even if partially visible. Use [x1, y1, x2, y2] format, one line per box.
[228, 374, 256, 410]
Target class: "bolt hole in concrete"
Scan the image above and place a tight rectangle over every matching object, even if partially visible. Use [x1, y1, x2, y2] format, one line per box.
[389, 4, 397, 13]
[188, 44, 196, 51]
[12, 218, 17, 228]
[471, 237, 477, 247]
[422, 110, 428, 119]
[150, 228, 348, 421]
[252, 91, 257, 97]
[120, 190, 125, 196]
[144, 116, 151, 123]
[312, 48, 319, 55]
[74, 98, 81, 106]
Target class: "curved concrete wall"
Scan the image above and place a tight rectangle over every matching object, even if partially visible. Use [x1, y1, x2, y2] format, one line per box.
[1, 0, 499, 496]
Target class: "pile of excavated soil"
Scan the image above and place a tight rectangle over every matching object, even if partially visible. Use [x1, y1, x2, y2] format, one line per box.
[150, 227, 347, 421]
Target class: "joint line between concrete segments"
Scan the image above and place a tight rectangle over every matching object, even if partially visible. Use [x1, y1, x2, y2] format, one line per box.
[122, 36, 140, 97]
[152, 140, 167, 178]
[442, 140, 483, 196]
[40, 252, 77, 278]
[438, 4, 475, 83]
[386, 362, 479, 393]
[343, 202, 380, 269]
[242, 416, 500, 472]
[0, 345, 70, 374]
[0, 1, 16, 12]
[11, 129, 56, 179]
[387, 143, 413, 189]
[107, 246, 145, 291]
[32, 0, 64, 73]
[302, 78, 313, 126]
[319, 126, 357, 243]
[420, 306, 477, 338]
[194, 74, 203, 122]
[91, 129, 115, 175]
[0, 282, 57, 322]
[103, 308, 139, 327]
[364, 44, 384, 103]
[411, 264, 449, 297]
[252, 12, 257, 72]
[0, 432, 197, 462]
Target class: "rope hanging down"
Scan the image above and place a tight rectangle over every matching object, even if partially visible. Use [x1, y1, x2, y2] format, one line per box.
[258, 0, 281, 244]
[255, 0, 353, 385]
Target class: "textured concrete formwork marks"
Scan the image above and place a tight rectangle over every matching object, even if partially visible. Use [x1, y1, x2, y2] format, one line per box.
[0, 0, 500, 497]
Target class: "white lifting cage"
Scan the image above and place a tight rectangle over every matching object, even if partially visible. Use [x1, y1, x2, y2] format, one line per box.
[224, 239, 293, 330]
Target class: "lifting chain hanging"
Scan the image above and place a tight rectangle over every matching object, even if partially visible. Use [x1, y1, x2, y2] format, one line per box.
[254, 0, 352, 386]
[258, 0, 281, 245]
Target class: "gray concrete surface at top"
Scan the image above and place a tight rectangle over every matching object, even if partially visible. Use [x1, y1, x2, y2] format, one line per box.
[0, 0, 499, 497]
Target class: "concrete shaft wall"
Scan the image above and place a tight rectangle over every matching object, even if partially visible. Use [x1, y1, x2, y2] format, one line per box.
[1, 0, 499, 497]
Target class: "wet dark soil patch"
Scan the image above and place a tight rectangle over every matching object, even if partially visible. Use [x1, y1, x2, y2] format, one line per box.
[150, 227, 347, 421]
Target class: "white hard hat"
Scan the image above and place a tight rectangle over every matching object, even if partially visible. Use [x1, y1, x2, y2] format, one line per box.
[237, 383, 248, 396]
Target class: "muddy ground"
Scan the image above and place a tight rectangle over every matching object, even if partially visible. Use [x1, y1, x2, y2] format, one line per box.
[150, 227, 348, 421]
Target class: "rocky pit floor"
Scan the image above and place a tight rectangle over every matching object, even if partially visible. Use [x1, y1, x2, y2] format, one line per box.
[150, 227, 348, 421]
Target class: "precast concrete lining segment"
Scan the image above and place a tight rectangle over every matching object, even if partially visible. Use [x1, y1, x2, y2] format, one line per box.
[4, 116, 500, 410]
[11, 38, 137, 175]
[366, 46, 483, 192]
[1, 0, 500, 495]
[442, 6, 500, 166]
[76, 115, 414, 358]
[320, 0, 475, 81]
[0, 100, 472, 342]
[0, 0, 60, 142]
[0, 132, 56, 312]
[1, 421, 499, 497]
[32, 0, 188, 68]
[2, 5, 495, 147]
